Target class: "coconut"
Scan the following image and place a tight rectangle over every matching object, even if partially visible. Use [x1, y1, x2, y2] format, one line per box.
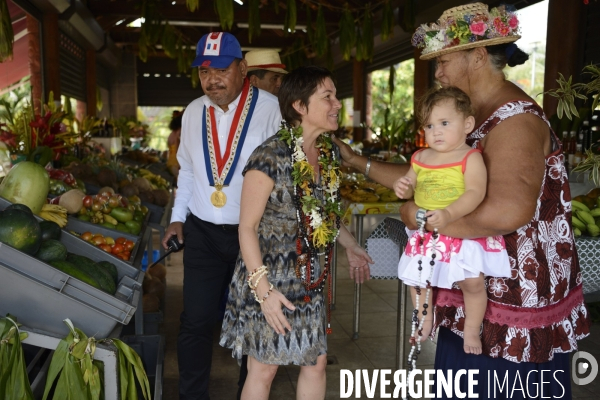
[58, 189, 85, 214]
[132, 177, 153, 192]
[149, 262, 166, 282]
[138, 190, 155, 204]
[151, 189, 170, 207]
[98, 186, 115, 196]
[121, 183, 139, 198]
[97, 168, 117, 187]
[145, 278, 165, 299]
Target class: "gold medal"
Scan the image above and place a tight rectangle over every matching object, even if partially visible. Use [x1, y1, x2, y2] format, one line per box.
[210, 183, 227, 208]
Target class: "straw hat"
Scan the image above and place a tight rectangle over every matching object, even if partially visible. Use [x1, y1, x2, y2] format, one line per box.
[412, 3, 521, 60]
[245, 50, 288, 74]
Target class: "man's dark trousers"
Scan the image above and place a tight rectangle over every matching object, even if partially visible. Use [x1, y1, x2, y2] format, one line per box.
[178, 214, 240, 400]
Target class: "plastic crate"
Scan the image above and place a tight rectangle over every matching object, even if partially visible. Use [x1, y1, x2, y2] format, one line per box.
[142, 201, 165, 225]
[0, 245, 142, 338]
[121, 335, 165, 400]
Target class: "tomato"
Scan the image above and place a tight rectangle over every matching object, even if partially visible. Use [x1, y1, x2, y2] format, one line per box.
[91, 201, 103, 212]
[121, 251, 131, 260]
[108, 196, 121, 208]
[118, 253, 129, 261]
[83, 195, 93, 209]
[115, 237, 127, 245]
[124, 240, 135, 251]
[99, 244, 112, 253]
[92, 236, 106, 245]
[80, 232, 93, 241]
[111, 244, 124, 254]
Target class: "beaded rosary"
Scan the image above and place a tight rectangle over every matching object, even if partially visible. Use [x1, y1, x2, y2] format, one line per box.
[279, 123, 342, 334]
[405, 217, 438, 399]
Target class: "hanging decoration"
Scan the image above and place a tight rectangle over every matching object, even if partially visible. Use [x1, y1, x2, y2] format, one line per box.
[186, 0, 200, 12]
[315, 5, 328, 57]
[338, 5, 356, 61]
[284, 0, 297, 34]
[381, 0, 394, 41]
[273, 0, 280, 14]
[215, 0, 234, 30]
[398, 0, 416, 33]
[356, 3, 374, 62]
[248, 0, 261, 42]
[305, 4, 315, 50]
[161, 23, 177, 58]
[0, 0, 13, 62]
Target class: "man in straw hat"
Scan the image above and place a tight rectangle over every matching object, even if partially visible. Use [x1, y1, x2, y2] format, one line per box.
[332, 2, 590, 398]
[244, 49, 287, 96]
[162, 32, 281, 400]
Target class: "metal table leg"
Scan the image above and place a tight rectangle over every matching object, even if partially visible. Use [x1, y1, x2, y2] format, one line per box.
[352, 215, 365, 340]
[396, 279, 409, 370]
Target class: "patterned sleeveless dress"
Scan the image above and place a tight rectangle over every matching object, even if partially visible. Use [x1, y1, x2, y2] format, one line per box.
[432, 101, 591, 363]
[398, 149, 511, 288]
[219, 135, 327, 366]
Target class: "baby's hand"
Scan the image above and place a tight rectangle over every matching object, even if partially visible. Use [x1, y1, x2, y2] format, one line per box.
[426, 209, 451, 229]
[393, 176, 414, 199]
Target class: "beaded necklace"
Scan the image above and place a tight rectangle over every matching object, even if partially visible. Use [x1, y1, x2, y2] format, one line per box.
[278, 123, 343, 334]
[405, 224, 437, 399]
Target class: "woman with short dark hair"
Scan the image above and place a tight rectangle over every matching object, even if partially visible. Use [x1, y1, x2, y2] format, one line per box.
[220, 66, 373, 399]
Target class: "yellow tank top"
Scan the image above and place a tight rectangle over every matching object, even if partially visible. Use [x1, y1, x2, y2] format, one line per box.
[413, 149, 481, 210]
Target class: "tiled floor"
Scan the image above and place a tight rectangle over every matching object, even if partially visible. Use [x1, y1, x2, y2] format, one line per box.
[158, 237, 600, 399]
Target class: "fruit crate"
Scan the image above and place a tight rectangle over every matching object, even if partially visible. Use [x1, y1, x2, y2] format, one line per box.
[121, 335, 165, 400]
[0, 243, 143, 338]
[65, 214, 149, 265]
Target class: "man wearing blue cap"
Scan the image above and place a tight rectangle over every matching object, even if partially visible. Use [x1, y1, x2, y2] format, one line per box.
[162, 32, 281, 399]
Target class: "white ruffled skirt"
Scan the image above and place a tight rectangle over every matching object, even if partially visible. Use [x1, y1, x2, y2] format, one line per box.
[398, 229, 511, 288]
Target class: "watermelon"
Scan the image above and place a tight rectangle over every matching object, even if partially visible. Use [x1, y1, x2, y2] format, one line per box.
[5, 203, 33, 215]
[0, 161, 50, 214]
[36, 239, 68, 262]
[39, 220, 62, 241]
[0, 209, 43, 254]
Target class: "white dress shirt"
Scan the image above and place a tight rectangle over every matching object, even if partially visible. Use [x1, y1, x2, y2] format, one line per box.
[171, 88, 281, 225]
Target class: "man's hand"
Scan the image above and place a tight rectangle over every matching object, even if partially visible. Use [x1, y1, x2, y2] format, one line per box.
[163, 221, 184, 250]
[393, 176, 414, 199]
[331, 135, 358, 169]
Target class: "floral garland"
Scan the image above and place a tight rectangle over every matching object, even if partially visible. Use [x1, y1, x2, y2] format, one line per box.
[279, 123, 343, 334]
[278, 124, 343, 249]
[412, 4, 520, 56]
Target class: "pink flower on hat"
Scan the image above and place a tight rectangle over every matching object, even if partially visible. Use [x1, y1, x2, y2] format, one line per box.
[508, 15, 518, 30]
[493, 17, 510, 36]
[470, 21, 487, 36]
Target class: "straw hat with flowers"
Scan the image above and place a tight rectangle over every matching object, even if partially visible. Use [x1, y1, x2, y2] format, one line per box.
[412, 3, 521, 60]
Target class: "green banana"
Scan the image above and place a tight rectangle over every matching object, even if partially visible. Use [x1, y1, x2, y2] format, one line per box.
[577, 210, 596, 226]
[572, 216, 587, 232]
[590, 208, 600, 217]
[574, 227, 582, 237]
[104, 214, 119, 226]
[571, 200, 590, 212]
[588, 224, 600, 237]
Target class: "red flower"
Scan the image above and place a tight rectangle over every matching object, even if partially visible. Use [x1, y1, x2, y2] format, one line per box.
[507, 331, 528, 361]
[523, 263, 537, 280]
[508, 15, 518, 29]
[493, 17, 510, 36]
[552, 324, 572, 351]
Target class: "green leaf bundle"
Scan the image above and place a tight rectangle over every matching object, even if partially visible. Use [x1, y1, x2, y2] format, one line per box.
[339, 5, 356, 61]
[357, 3, 373, 62]
[381, 0, 394, 41]
[248, 0, 261, 43]
[0, 0, 14, 62]
[161, 22, 177, 58]
[315, 6, 328, 57]
[186, 0, 199, 12]
[215, 0, 234, 30]
[284, 0, 297, 35]
[0, 316, 33, 400]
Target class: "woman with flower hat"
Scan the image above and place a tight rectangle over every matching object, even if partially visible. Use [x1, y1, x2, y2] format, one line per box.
[334, 2, 590, 397]
[219, 66, 372, 400]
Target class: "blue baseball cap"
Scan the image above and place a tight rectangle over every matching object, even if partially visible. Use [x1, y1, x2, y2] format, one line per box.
[192, 32, 243, 68]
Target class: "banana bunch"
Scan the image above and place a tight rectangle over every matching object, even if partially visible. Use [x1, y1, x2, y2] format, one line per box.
[375, 184, 400, 202]
[138, 169, 169, 189]
[39, 204, 68, 227]
[571, 200, 600, 237]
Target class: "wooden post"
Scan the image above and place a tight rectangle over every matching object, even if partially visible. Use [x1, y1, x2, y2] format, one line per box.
[352, 59, 366, 143]
[543, 0, 581, 117]
[413, 48, 431, 115]
[27, 15, 42, 114]
[42, 13, 60, 102]
[86, 49, 97, 117]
